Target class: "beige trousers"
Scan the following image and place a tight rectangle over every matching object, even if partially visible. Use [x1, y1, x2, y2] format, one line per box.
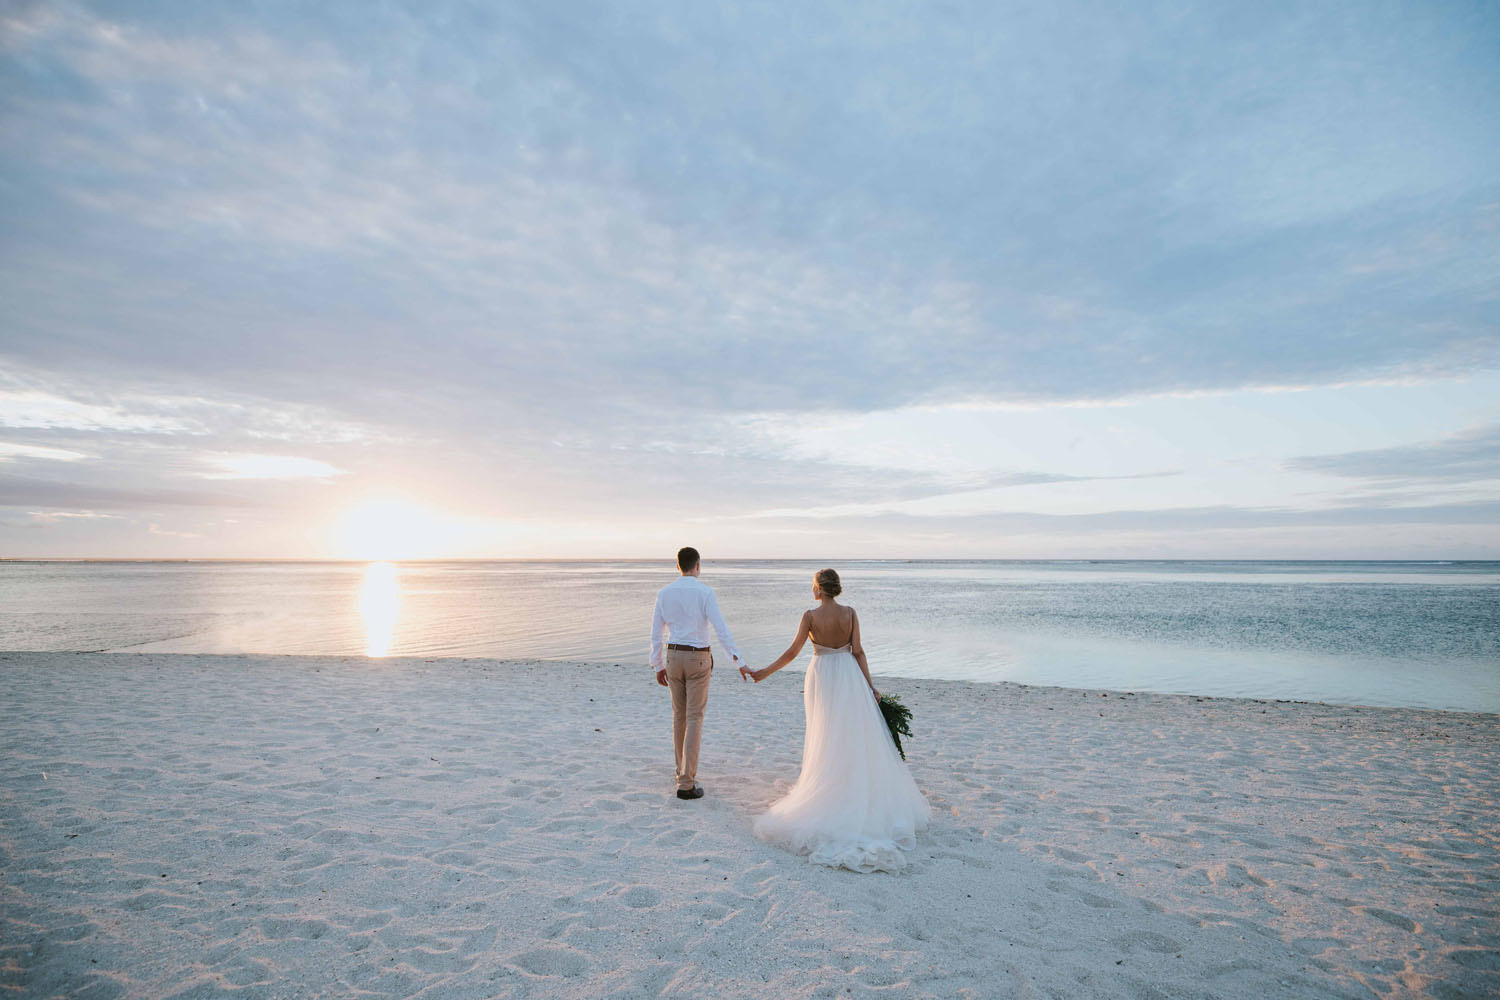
[665, 648, 713, 790]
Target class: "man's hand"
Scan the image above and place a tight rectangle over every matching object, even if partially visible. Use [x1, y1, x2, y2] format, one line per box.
[655, 669, 668, 687]
[738, 665, 755, 683]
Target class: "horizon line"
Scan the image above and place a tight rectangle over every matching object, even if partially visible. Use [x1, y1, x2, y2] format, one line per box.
[1, 557, 1493, 565]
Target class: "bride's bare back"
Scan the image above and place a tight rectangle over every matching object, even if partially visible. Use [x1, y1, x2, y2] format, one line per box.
[807, 602, 855, 648]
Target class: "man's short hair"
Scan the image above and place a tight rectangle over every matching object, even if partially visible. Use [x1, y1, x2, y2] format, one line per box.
[677, 547, 700, 573]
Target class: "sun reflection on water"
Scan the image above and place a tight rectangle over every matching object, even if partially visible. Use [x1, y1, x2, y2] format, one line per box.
[358, 561, 401, 657]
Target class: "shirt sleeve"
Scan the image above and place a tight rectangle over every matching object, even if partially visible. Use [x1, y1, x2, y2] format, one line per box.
[705, 589, 741, 662]
[650, 593, 667, 670]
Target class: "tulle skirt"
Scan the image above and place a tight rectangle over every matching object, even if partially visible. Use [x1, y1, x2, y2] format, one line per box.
[753, 648, 930, 873]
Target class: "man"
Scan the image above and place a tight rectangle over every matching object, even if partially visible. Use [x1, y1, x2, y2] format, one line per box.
[650, 546, 743, 800]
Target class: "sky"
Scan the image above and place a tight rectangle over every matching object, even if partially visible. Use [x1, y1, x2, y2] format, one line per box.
[1, 0, 1497, 559]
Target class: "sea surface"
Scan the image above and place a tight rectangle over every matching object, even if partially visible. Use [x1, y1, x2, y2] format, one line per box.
[2, 560, 1497, 712]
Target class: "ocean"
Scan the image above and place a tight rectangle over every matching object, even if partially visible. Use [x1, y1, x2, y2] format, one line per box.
[2, 559, 1496, 712]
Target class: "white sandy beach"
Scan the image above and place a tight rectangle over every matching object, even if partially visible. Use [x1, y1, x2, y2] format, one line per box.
[1, 652, 1496, 999]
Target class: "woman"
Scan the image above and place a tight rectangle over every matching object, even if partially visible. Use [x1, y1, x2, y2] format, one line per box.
[740, 568, 930, 872]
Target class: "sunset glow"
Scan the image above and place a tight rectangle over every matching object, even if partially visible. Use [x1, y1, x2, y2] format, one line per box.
[334, 498, 469, 562]
[356, 561, 401, 657]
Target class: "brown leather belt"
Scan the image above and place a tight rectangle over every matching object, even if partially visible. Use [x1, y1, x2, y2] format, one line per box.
[667, 643, 710, 652]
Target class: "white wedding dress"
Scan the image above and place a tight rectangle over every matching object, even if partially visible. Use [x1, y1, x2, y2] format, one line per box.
[753, 640, 931, 873]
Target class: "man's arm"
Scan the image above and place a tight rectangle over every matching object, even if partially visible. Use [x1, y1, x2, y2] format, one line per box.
[705, 589, 742, 663]
[650, 594, 667, 673]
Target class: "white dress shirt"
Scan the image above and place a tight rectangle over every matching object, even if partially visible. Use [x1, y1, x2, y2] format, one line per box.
[650, 575, 742, 670]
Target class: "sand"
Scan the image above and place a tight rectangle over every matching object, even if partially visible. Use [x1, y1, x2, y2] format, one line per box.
[1, 652, 1496, 999]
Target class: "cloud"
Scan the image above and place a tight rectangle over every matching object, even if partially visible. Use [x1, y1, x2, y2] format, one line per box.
[0, 381, 382, 445]
[1286, 424, 1500, 484]
[734, 469, 1183, 522]
[0, 390, 191, 434]
[147, 522, 201, 539]
[0, 1, 1496, 555]
[1, 0, 1495, 434]
[27, 509, 119, 522]
[0, 441, 89, 462]
[200, 454, 344, 480]
[747, 498, 1500, 534]
[0, 474, 266, 510]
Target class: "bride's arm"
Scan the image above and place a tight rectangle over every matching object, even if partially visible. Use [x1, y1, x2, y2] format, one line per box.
[850, 609, 878, 698]
[749, 612, 811, 682]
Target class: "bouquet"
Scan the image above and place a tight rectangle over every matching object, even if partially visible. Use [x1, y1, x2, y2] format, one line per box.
[877, 692, 913, 760]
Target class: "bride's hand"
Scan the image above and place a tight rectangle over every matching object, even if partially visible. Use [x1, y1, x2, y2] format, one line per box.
[871, 687, 881, 700]
[739, 665, 755, 683]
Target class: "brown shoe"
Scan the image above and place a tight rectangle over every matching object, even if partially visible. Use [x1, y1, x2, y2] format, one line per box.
[676, 786, 704, 800]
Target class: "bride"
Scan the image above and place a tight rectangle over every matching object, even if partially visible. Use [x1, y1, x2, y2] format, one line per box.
[740, 568, 930, 872]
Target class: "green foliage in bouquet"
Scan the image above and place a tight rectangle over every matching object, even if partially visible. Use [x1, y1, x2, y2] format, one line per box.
[877, 692, 913, 760]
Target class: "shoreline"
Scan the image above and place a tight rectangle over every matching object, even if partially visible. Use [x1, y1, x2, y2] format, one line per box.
[3, 652, 1497, 998]
[20, 648, 1500, 718]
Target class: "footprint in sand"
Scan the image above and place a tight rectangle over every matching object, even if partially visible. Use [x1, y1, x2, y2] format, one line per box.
[898, 917, 931, 942]
[1046, 878, 1120, 910]
[1358, 906, 1419, 932]
[218, 832, 261, 848]
[620, 886, 662, 909]
[1223, 861, 1271, 888]
[430, 849, 481, 867]
[511, 946, 588, 978]
[121, 891, 174, 911]
[690, 901, 731, 921]
[260, 917, 332, 940]
[1076, 891, 1120, 909]
[1450, 950, 1500, 971]
[1111, 930, 1184, 954]
[347, 912, 393, 931]
[930, 849, 992, 870]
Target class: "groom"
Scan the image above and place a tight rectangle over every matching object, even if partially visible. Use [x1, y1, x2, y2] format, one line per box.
[650, 547, 743, 800]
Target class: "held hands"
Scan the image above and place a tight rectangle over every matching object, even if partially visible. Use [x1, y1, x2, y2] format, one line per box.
[733, 653, 762, 684]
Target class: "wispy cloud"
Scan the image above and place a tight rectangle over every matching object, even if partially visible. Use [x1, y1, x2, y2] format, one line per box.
[1286, 424, 1500, 485]
[27, 509, 119, 523]
[200, 454, 344, 481]
[0, 383, 380, 444]
[0, 390, 192, 434]
[0, 474, 267, 510]
[0, 441, 89, 462]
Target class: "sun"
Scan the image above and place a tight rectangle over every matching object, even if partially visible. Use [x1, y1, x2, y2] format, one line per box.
[330, 494, 542, 560]
[333, 496, 467, 561]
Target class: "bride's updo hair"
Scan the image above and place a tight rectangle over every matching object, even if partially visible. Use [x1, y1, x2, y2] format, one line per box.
[814, 568, 842, 597]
